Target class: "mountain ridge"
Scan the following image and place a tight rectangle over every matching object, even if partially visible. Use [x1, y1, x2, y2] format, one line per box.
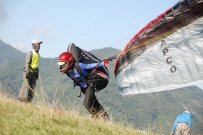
[0, 39, 203, 135]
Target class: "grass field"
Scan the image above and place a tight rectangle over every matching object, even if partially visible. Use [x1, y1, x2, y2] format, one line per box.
[0, 93, 157, 135]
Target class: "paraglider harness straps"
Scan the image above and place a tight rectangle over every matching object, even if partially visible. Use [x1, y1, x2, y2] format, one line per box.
[72, 54, 118, 97]
[74, 63, 88, 97]
[76, 84, 99, 98]
[65, 63, 86, 97]
[74, 63, 99, 99]
[91, 83, 99, 102]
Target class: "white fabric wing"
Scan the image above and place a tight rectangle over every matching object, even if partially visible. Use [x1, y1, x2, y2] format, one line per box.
[117, 18, 203, 96]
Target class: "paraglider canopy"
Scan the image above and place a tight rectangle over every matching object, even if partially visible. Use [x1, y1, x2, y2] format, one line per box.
[114, 0, 203, 96]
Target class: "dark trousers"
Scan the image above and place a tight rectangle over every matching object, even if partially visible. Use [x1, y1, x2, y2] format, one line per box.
[81, 85, 106, 116]
[19, 72, 37, 102]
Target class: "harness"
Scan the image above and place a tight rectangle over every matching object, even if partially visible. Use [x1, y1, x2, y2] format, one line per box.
[66, 43, 109, 97]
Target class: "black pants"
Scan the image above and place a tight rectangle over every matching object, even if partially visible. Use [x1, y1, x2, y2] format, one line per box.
[81, 85, 105, 116]
[19, 72, 37, 102]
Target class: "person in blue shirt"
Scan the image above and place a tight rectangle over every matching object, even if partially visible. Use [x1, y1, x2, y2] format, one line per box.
[170, 111, 192, 135]
[57, 51, 110, 121]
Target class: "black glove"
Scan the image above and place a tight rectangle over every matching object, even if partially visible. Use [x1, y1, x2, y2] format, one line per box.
[25, 73, 31, 80]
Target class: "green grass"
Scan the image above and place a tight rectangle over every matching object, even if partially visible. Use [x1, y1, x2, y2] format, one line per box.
[0, 93, 157, 135]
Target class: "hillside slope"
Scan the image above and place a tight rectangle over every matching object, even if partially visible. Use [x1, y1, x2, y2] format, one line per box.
[0, 93, 154, 135]
[0, 39, 203, 134]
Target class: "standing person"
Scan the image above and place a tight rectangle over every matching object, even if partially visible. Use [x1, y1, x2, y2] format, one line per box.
[57, 43, 110, 121]
[170, 111, 192, 135]
[19, 39, 42, 103]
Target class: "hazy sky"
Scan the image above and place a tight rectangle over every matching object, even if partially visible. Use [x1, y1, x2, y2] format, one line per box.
[1, 0, 178, 58]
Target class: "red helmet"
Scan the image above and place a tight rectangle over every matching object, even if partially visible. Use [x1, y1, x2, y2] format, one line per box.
[57, 52, 74, 72]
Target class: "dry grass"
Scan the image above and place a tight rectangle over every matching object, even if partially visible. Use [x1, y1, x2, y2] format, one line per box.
[0, 92, 157, 135]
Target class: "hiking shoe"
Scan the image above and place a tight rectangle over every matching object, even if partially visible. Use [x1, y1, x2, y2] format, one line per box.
[18, 97, 28, 102]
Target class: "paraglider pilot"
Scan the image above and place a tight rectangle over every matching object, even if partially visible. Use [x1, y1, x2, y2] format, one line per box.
[57, 43, 110, 121]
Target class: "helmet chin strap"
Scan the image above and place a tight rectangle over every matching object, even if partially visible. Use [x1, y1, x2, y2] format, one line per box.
[62, 63, 75, 74]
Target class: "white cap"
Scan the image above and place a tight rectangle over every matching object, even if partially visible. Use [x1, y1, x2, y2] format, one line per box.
[31, 39, 43, 44]
[183, 111, 190, 113]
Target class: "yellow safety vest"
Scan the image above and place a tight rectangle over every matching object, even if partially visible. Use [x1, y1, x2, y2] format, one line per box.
[29, 50, 40, 72]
